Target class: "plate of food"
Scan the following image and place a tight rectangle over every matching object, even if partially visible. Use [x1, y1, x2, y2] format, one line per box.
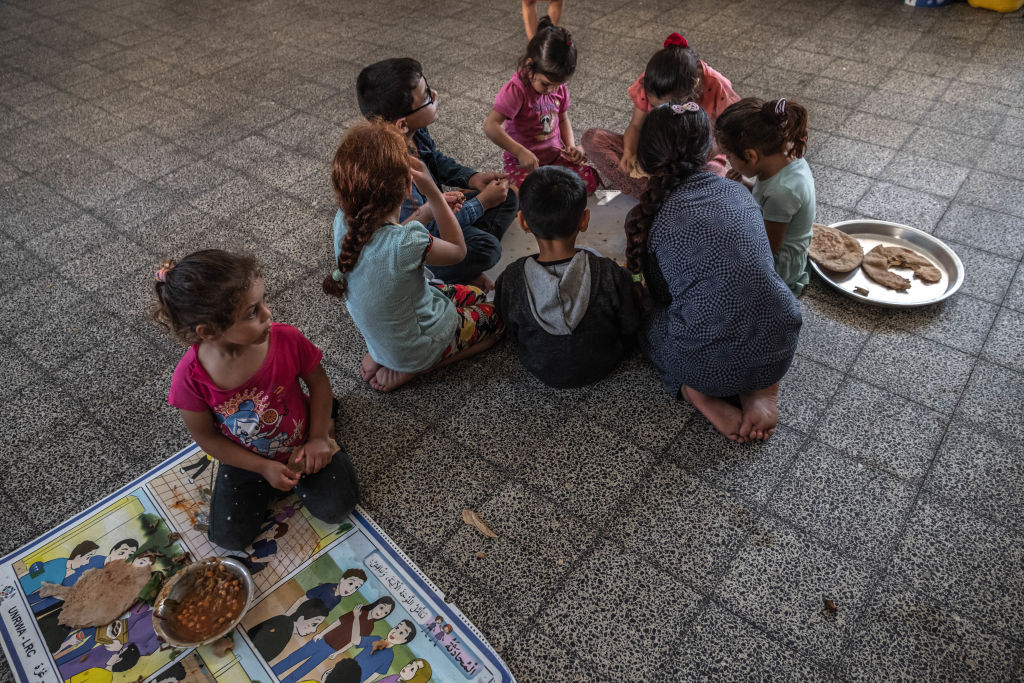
[808, 220, 964, 308]
[152, 557, 253, 647]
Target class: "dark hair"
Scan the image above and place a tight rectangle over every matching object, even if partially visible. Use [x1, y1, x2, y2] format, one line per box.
[341, 568, 367, 581]
[293, 598, 330, 621]
[324, 659, 361, 683]
[643, 40, 702, 102]
[69, 540, 99, 561]
[626, 104, 712, 300]
[715, 97, 809, 160]
[519, 166, 587, 240]
[518, 16, 577, 83]
[365, 596, 396, 619]
[270, 522, 289, 539]
[356, 58, 424, 122]
[112, 643, 141, 673]
[152, 250, 262, 343]
[394, 618, 416, 643]
[324, 119, 411, 299]
[111, 539, 139, 554]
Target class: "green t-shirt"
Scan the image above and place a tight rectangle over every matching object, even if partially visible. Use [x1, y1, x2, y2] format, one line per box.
[752, 158, 815, 295]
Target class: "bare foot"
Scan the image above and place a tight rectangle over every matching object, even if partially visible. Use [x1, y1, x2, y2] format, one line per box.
[369, 366, 416, 392]
[739, 383, 779, 440]
[681, 385, 745, 443]
[467, 273, 494, 294]
[360, 352, 382, 382]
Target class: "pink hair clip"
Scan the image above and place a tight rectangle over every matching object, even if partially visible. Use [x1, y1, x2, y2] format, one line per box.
[775, 98, 787, 115]
[155, 267, 169, 282]
[670, 102, 700, 114]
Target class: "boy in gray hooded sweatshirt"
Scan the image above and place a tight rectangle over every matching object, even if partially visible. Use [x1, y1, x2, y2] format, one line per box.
[495, 166, 640, 388]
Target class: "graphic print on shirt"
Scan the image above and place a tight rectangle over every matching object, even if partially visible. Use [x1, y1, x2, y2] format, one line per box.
[213, 387, 302, 459]
[534, 99, 559, 141]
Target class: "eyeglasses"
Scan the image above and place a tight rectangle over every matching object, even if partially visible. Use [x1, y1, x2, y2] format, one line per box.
[403, 77, 435, 117]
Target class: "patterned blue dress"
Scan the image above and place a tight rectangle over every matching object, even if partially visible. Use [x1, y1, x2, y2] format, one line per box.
[641, 172, 802, 397]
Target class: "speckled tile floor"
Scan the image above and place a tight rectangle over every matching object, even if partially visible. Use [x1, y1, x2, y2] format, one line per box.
[2, 0, 1024, 680]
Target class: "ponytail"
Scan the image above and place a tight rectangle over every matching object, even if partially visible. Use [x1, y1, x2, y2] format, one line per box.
[643, 33, 701, 102]
[715, 96, 809, 160]
[517, 16, 577, 83]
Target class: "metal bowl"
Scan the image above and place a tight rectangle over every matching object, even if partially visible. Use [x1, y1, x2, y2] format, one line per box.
[810, 219, 965, 308]
[152, 557, 254, 647]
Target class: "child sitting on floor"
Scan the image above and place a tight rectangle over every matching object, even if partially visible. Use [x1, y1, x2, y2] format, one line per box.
[716, 97, 815, 295]
[495, 166, 639, 388]
[325, 119, 503, 393]
[581, 32, 739, 197]
[357, 58, 517, 292]
[484, 16, 600, 193]
[154, 250, 359, 551]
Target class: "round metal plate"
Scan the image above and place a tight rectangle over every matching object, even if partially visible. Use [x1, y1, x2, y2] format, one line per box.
[809, 220, 964, 308]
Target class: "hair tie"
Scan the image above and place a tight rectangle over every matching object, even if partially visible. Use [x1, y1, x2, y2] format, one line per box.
[670, 102, 700, 114]
[632, 273, 643, 283]
[155, 267, 169, 282]
[664, 32, 688, 48]
[775, 98, 786, 115]
[566, 39, 573, 46]
[332, 269, 343, 282]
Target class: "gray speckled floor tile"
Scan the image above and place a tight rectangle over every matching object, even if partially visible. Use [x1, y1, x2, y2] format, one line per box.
[811, 165, 873, 211]
[1006, 266, 1024, 312]
[368, 431, 503, 548]
[806, 135, 896, 177]
[978, 140, 1024, 183]
[796, 285, 878, 371]
[903, 126, 985, 167]
[980, 306, 1024, 373]
[713, 516, 874, 664]
[769, 440, 917, 562]
[606, 460, 756, 592]
[778, 354, 844, 432]
[874, 293, 999, 355]
[837, 111, 914, 149]
[668, 421, 807, 505]
[438, 482, 597, 607]
[578, 354, 693, 450]
[945, 240, 1018, 305]
[188, 175, 278, 219]
[536, 538, 703, 680]
[879, 154, 968, 199]
[925, 420, 1024, 533]
[857, 90, 935, 124]
[851, 331, 974, 414]
[889, 495, 1024, 641]
[839, 575, 1019, 682]
[957, 361, 1024, 442]
[60, 235, 159, 292]
[501, 630, 612, 683]
[815, 379, 946, 482]
[0, 488, 39, 557]
[854, 181, 949, 233]
[671, 603, 827, 681]
[958, 170, 1024, 219]
[920, 100, 1004, 139]
[93, 182, 184, 231]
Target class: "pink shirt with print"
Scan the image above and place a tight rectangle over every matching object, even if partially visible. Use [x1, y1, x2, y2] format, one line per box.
[168, 323, 323, 463]
[493, 71, 571, 167]
[627, 61, 739, 122]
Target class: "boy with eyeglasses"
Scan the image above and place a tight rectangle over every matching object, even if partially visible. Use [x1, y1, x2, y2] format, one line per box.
[356, 58, 518, 291]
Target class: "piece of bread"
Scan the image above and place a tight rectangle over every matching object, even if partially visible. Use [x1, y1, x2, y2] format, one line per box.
[808, 224, 864, 273]
[862, 245, 911, 290]
[862, 245, 941, 290]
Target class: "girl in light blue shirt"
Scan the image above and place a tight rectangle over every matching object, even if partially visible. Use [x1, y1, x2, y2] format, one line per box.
[324, 120, 502, 392]
[715, 97, 816, 295]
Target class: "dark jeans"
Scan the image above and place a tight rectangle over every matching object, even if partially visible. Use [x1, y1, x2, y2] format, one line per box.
[427, 188, 518, 284]
[208, 449, 360, 551]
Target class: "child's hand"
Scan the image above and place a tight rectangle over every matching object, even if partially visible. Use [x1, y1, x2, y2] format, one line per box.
[262, 461, 301, 491]
[297, 437, 334, 475]
[618, 152, 637, 176]
[517, 149, 540, 174]
[409, 157, 443, 199]
[468, 172, 508, 191]
[443, 190, 465, 213]
[477, 178, 508, 210]
[560, 145, 586, 165]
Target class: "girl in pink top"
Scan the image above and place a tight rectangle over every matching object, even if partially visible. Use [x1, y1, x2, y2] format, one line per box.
[581, 33, 740, 197]
[484, 16, 600, 193]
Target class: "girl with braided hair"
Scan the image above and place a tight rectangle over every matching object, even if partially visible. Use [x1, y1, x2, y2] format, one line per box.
[627, 103, 802, 442]
[716, 97, 815, 295]
[324, 119, 502, 393]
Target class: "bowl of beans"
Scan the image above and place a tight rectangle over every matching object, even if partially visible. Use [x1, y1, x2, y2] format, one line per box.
[152, 557, 253, 647]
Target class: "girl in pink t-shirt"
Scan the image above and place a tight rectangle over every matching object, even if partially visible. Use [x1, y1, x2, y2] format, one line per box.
[484, 16, 600, 193]
[581, 32, 740, 197]
[155, 249, 358, 551]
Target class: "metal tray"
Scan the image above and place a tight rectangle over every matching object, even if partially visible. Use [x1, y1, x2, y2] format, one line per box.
[809, 220, 964, 308]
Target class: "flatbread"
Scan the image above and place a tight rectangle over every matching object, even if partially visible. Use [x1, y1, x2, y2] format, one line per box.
[809, 224, 863, 273]
[862, 245, 941, 290]
[39, 560, 152, 628]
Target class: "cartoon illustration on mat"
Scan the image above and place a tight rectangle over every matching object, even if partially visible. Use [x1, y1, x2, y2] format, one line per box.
[247, 598, 330, 661]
